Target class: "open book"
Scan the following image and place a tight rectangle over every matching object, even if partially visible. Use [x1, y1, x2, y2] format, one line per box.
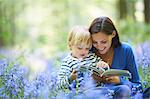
[80, 66, 131, 78]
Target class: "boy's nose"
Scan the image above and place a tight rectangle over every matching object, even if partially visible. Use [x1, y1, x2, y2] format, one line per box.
[81, 49, 88, 53]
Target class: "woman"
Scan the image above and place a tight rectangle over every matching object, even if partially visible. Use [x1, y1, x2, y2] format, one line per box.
[89, 16, 142, 98]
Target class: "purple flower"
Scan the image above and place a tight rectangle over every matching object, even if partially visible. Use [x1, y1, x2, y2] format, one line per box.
[135, 41, 150, 88]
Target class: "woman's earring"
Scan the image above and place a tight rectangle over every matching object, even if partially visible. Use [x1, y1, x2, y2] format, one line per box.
[112, 31, 116, 37]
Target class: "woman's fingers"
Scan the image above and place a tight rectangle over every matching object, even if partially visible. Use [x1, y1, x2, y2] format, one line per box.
[105, 76, 120, 84]
[97, 61, 109, 69]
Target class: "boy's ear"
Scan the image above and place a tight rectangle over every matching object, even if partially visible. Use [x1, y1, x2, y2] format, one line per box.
[112, 30, 116, 38]
[69, 43, 72, 50]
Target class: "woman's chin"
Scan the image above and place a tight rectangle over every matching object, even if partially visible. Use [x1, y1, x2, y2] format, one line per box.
[98, 50, 107, 54]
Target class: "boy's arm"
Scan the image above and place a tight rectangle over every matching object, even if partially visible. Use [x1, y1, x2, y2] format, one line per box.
[56, 62, 72, 91]
[87, 53, 105, 83]
[88, 52, 101, 64]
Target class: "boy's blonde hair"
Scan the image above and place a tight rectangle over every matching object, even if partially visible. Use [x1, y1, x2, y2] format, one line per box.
[68, 25, 92, 49]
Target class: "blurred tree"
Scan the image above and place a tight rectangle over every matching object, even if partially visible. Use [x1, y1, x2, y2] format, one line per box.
[0, 0, 25, 47]
[144, 0, 150, 23]
[117, 0, 136, 21]
[127, 0, 136, 20]
[118, 0, 127, 19]
[0, 0, 14, 47]
[0, 1, 6, 46]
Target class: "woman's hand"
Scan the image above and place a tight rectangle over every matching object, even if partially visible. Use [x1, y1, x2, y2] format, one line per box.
[92, 74, 107, 83]
[92, 74, 120, 84]
[97, 61, 109, 70]
[105, 76, 120, 84]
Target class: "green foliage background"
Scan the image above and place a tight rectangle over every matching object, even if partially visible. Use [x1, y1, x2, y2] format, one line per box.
[0, 0, 150, 89]
[0, 0, 150, 58]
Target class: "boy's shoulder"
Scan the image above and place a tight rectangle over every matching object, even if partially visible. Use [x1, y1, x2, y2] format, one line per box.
[88, 52, 100, 59]
[88, 52, 96, 56]
[62, 53, 72, 62]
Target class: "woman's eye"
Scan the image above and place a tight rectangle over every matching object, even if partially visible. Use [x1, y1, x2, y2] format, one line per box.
[101, 41, 107, 44]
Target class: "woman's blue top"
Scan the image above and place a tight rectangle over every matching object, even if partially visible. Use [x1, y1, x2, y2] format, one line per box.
[91, 42, 141, 84]
[112, 43, 140, 83]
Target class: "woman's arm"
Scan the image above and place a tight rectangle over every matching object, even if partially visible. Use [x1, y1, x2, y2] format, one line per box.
[90, 52, 120, 84]
[126, 45, 140, 83]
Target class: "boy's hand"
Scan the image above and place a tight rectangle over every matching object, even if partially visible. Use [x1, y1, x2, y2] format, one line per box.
[70, 69, 78, 80]
[96, 61, 109, 70]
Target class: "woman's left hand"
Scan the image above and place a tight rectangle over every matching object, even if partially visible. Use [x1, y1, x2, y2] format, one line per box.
[105, 76, 120, 84]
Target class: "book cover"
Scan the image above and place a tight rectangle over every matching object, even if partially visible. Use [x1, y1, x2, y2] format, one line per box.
[100, 69, 131, 78]
[80, 66, 131, 78]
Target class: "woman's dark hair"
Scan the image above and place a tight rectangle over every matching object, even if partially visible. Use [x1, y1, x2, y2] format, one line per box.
[89, 16, 121, 48]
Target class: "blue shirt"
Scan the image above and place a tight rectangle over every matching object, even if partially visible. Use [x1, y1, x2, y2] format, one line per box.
[91, 42, 140, 84]
[111, 43, 140, 83]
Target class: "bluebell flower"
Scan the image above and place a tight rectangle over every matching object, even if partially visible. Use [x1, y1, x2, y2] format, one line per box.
[136, 41, 150, 88]
[0, 58, 27, 98]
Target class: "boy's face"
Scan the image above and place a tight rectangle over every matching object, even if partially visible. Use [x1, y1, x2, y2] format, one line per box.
[71, 43, 90, 59]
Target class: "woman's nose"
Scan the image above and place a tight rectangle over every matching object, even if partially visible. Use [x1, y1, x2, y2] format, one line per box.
[96, 43, 103, 49]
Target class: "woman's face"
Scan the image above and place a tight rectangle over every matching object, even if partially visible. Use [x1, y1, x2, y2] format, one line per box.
[91, 32, 115, 54]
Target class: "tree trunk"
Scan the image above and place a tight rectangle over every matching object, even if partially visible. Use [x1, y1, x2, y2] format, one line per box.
[129, 1, 136, 21]
[0, 2, 4, 47]
[118, 0, 127, 19]
[144, 0, 150, 23]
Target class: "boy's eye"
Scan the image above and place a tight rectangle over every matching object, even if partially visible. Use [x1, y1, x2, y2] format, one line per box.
[86, 48, 90, 50]
[77, 47, 82, 50]
[77, 46, 89, 50]
[93, 42, 98, 45]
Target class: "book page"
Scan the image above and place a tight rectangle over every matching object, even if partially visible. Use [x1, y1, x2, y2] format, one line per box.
[101, 69, 131, 78]
[80, 65, 131, 78]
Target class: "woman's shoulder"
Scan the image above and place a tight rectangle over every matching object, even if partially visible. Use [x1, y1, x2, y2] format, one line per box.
[117, 42, 133, 50]
[115, 42, 134, 55]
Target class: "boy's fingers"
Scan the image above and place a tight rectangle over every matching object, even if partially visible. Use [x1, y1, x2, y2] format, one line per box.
[72, 69, 78, 74]
[97, 63, 109, 68]
[102, 63, 109, 69]
[97, 63, 103, 67]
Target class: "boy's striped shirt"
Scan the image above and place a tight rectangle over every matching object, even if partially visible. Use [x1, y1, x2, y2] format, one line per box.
[55, 52, 101, 92]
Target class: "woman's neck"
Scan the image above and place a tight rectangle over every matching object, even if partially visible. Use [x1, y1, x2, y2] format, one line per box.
[96, 47, 114, 66]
